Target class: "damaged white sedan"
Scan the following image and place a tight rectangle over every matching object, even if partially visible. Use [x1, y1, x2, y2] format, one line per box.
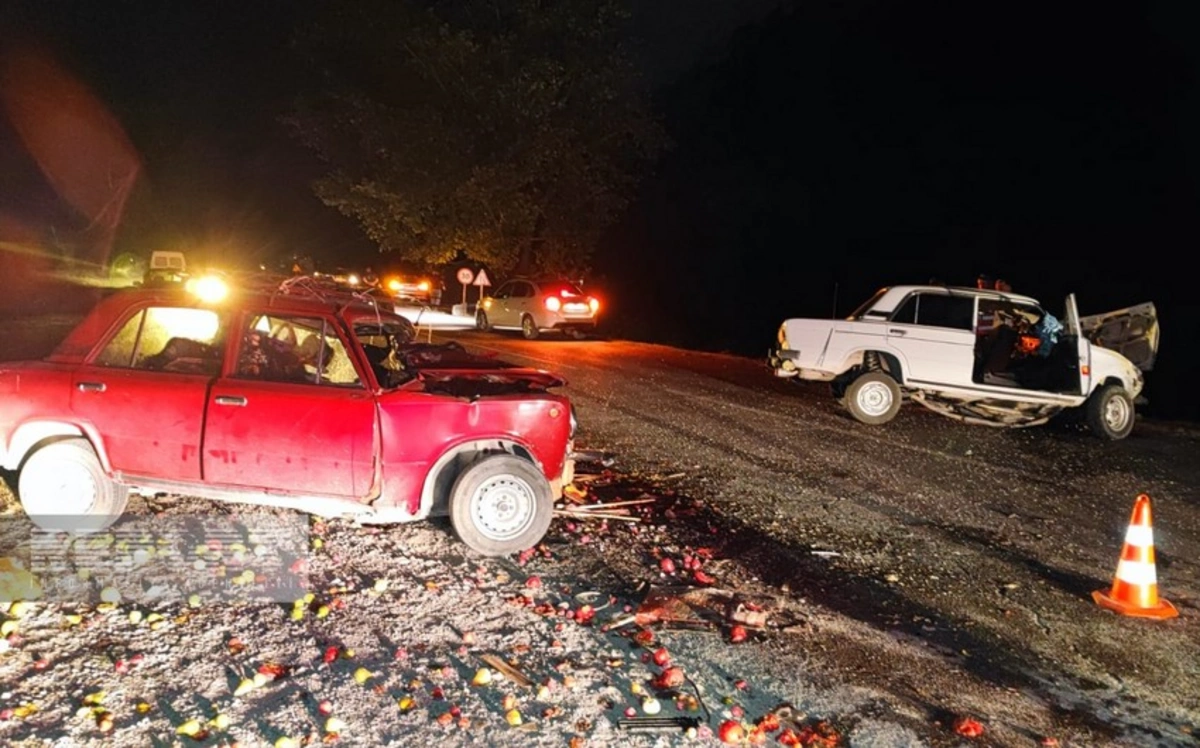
[768, 284, 1158, 439]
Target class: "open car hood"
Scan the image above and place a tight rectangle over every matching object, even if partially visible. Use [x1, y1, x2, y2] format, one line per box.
[414, 368, 565, 398]
[383, 342, 565, 397]
[1079, 301, 1159, 372]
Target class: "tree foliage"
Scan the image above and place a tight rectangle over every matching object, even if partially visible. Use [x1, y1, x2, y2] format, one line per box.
[285, 0, 667, 276]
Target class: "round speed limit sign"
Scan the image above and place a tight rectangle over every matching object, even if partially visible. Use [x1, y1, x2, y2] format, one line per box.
[456, 268, 475, 285]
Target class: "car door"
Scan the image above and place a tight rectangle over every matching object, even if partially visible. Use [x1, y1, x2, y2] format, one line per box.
[507, 281, 536, 326]
[885, 291, 976, 386]
[71, 305, 228, 481]
[201, 311, 376, 498]
[486, 281, 515, 327]
[1063, 293, 1089, 395]
[492, 281, 530, 328]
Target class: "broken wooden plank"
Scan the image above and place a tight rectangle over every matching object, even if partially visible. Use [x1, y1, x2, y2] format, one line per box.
[478, 653, 535, 688]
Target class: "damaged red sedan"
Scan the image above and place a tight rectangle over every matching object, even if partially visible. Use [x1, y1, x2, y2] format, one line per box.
[0, 278, 576, 556]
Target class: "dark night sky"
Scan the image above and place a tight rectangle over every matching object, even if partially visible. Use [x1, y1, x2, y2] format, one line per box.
[2, 0, 1198, 422]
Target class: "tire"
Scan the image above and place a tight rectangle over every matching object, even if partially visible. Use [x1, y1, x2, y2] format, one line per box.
[18, 438, 128, 533]
[476, 310, 491, 331]
[831, 373, 853, 404]
[844, 371, 902, 425]
[1086, 383, 1135, 440]
[521, 315, 540, 340]
[448, 454, 553, 556]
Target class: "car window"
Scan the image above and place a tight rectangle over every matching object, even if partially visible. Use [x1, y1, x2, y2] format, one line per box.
[235, 313, 362, 387]
[539, 281, 585, 297]
[513, 282, 533, 298]
[492, 282, 514, 300]
[848, 287, 889, 320]
[891, 293, 974, 331]
[94, 306, 227, 375]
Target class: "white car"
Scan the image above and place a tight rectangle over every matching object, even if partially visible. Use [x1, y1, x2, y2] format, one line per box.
[476, 277, 600, 340]
[768, 284, 1158, 439]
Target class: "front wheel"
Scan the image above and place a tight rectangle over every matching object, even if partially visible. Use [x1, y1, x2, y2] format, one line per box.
[844, 372, 902, 425]
[18, 438, 128, 533]
[1086, 383, 1135, 440]
[448, 455, 553, 556]
[476, 310, 491, 331]
[521, 315, 540, 340]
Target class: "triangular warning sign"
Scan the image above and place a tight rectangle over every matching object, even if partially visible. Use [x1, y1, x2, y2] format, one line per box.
[472, 268, 491, 287]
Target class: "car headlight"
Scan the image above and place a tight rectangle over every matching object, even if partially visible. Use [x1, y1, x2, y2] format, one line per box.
[777, 324, 788, 348]
[186, 274, 230, 303]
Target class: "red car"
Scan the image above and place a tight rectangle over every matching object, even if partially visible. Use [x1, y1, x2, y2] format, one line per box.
[0, 280, 576, 556]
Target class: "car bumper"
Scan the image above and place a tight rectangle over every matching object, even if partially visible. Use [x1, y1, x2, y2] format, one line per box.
[547, 316, 597, 331]
[768, 347, 801, 377]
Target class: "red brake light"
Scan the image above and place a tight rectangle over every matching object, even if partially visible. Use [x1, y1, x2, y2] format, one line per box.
[544, 296, 562, 312]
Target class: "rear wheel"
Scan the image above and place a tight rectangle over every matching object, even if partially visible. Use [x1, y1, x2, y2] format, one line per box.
[1086, 383, 1135, 440]
[844, 372, 902, 425]
[18, 438, 128, 533]
[476, 310, 491, 331]
[448, 455, 553, 556]
[521, 315, 540, 340]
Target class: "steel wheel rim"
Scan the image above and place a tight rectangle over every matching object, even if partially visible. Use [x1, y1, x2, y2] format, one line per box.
[1104, 394, 1131, 431]
[26, 461, 98, 515]
[857, 381, 894, 417]
[522, 317, 536, 337]
[470, 474, 536, 541]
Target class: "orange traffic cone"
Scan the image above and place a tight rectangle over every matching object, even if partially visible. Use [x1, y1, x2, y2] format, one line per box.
[1092, 494, 1177, 619]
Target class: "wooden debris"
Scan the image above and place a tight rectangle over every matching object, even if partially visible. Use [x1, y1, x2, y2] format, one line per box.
[554, 509, 640, 523]
[478, 654, 535, 688]
[573, 498, 655, 510]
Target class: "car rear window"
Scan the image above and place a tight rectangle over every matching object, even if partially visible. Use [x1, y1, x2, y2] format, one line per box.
[541, 282, 585, 297]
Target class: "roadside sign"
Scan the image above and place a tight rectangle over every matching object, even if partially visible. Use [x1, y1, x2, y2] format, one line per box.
[456, 267, 474, 285]
[472, 268, 491, 288]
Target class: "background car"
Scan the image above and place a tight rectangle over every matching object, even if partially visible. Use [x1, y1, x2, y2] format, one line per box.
[381, 263, 443, 306]
[141, 250, 189, 287]
[477, 277, 600, 340]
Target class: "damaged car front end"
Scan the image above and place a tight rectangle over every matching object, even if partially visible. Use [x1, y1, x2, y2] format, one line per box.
[768, 284, 1159, 440]
[0, 280, 577, 556]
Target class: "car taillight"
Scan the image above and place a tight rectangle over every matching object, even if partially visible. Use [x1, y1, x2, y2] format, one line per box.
[588, 297, 600, 313]
[418, 280, 431, 292]
[544, 296, 562, 312]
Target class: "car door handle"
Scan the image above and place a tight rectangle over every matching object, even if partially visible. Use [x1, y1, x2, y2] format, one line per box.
[889, 329, 907, 336]
[214, 395, 248, 407]
[76, 381, 106, 393]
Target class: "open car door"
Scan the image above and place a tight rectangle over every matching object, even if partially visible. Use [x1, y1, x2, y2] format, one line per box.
[1079, 302, 1159, 372]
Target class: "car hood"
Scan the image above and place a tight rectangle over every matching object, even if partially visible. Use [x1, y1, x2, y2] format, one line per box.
[388, 342, 566, 396]
[1079, 302, 1159, 372]
[410, 367, 566, 398]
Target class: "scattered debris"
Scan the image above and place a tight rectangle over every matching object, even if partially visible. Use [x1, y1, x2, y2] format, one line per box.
[954, 715, 986, 738]
[478, 653, 535, 689]
[617, 714, 702, 734]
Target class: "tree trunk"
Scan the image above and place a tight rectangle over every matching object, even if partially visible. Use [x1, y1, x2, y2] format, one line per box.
[514, 211, 545, 276]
